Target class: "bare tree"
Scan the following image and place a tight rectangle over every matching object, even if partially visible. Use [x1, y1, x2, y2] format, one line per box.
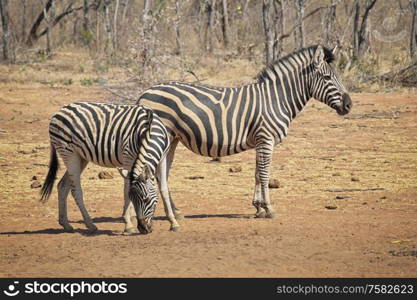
[174, 0, 182, 55]
[21, 0, 27, 43]
[0, 0, 15, 62]
[353, 0, 378, 60]
[43, 0, 55, 54]
[26, 0, 88, 47]
[322, 0, 338, 47]
[263, 0, 274, 64]
[221, 0, 230, 48]
[411, 0, 417, 59]
[294, 0, 306, 48]
[142, 0, 154, 66]
[205, 0, 217, 53]
[263, 0, 286, 64]
[273, 0, 285, 59]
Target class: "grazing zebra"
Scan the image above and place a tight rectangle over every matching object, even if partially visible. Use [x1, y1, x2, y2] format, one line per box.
[40, 102, 178, 234]
[137, 45, 352, 228]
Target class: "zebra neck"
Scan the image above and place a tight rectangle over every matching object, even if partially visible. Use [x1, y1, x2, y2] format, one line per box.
[257, 63, 312, 139]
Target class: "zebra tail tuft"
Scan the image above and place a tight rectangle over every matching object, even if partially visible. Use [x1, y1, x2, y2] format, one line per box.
[40, 144, 59, 203]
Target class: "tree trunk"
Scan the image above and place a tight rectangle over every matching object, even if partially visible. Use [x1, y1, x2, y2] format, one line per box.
[353, 0, 378, 60]
[113, 0, 120, 53]
[27, 0, 53, 46]
[206, 0, 216, 53]
[103, 0, 114, 57]
[273, 0, 285, 59]
[294, 0, 306, 49]
[174, 0, 182, 55]
[263, 0, 274, 64]
[411, 0, 417, 60]
[142, 0, 153, 67]
[323, 0, 337, 46]
[21, 0, 27, 43]
[221, 0, 230, 48]
[0, 0, 14, 62]
[44, 0, 55, 54]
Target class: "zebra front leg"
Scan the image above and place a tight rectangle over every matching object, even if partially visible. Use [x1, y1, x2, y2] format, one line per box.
[156, 156, 180, 232]
[255, 140, 276, 219]
[253, 167, 266, 218]
[57, 172, 74, 232]
[122, 178, 137, 235]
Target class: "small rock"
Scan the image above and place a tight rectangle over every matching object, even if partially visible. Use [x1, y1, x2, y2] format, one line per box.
[98, 171, 113, 179]
[335, 195, 350, 200]
[32, 175, 38, 181]
[268, 179, 280, 189]
[229, 166, 242, 173]
[351, 176, 360, 182]
[31, 180, 42, 188]
[325, 205, 337, 210]
[332, 172, 341, 177]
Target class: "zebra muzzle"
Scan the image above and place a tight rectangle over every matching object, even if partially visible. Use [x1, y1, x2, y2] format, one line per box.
[336, 93, 352, 115]
[137, 218, 153, 234]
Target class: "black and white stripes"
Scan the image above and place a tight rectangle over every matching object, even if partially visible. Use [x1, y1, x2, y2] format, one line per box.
[40, 102, 172, 234]
[138, 45, 352, 224]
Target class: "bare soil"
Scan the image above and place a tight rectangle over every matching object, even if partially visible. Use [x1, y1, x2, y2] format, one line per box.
[0, 83, 416, 277]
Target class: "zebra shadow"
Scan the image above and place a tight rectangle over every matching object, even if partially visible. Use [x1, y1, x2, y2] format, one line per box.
[0, 228, 118, 236]
[154, 213, 254, 220]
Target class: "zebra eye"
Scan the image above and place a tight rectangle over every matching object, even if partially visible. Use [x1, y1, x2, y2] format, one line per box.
[323, 75, 332, 81]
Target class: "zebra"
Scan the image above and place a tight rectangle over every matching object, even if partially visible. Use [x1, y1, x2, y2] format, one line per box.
[40, 102, 178, 234]
[137, 45, 352, 228]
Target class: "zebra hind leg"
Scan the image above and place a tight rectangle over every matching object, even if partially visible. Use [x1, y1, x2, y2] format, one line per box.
[57, 171, 75, 232]
[66, 155, 98, 233]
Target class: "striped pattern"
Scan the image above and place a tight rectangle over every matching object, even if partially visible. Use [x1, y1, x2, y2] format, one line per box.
[40, 102, 170, 234]
[138, 45, 352, 220]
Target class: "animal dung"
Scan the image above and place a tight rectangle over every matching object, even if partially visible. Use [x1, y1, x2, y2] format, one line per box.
[268, 179, 280, 189]
[98, 171, 113, 179]
[185, 176, 204, 180]
[30, 180, 42, 189]
[229, 166, 242, 173]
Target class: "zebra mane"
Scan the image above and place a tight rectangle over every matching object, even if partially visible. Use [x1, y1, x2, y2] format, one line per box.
[256, 45, 335, 83]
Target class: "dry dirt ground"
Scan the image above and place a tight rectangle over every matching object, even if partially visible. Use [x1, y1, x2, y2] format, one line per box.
[0, 83, 416, 277]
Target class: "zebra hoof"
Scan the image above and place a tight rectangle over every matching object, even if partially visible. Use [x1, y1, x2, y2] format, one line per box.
[63, 227, 75, 233]
[123, 227, 136, 235]
[265, 211, 277, 219]
[170, 226, 180, 232]
[255, 210, 267, 218]
[87, 226, 98, 234]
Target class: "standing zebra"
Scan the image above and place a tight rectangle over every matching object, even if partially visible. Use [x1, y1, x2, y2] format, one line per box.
[137, 45, 352, 228]
[40, 102, 178, 234]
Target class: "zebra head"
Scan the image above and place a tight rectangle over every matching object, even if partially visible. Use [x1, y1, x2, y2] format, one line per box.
[129, 164, 158, 234]
[310, 45, 352, 116]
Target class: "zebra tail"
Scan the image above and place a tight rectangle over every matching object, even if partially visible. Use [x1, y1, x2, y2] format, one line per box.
[40, 143, 59, 203]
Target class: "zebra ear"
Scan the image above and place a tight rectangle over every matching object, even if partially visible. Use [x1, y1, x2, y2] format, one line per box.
[313, 45, 325, 68]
